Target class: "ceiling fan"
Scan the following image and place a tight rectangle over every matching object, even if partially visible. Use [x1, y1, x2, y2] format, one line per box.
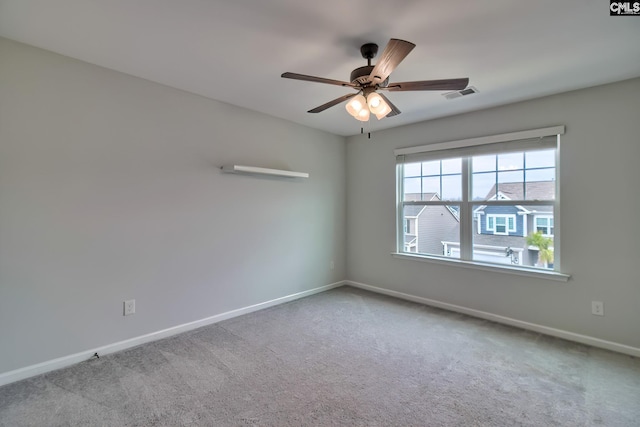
[281, 38, 469, 121]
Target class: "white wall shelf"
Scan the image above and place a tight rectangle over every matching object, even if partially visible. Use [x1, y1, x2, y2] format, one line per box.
[221, 165, 309, 178]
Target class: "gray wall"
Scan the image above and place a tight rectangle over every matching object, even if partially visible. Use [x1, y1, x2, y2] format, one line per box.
[347, 77, 640, 349]
[0, 38, 347, 374]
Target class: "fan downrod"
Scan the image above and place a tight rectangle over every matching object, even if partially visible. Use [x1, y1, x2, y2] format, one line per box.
[350, 43, 380, 85]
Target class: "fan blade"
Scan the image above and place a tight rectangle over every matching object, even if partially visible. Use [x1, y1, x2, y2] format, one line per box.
[308, 93, 357, 113]
[385, 78, 469, 92]
[378, 93, 401, 117]
[368, 39, 415, 84]
[282, 72, 354, 88]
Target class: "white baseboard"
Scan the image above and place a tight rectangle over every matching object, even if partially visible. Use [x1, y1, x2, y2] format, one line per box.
[0, 281, 346, 387]
[4, 279, 636, 388]
[346, 280, 640, 358]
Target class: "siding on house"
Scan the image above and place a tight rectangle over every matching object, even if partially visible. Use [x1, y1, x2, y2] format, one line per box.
[417, 206, 459, 255]
[403, 193, 460, 256]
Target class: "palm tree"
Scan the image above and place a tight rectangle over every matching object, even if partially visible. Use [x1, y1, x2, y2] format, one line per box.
[526, 231, 554, 268]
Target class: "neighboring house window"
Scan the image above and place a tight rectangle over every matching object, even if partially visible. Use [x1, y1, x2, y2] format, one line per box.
[535, 215, 554, 236]
[486, 214, 516, 235]
[396, 127, 563, 273]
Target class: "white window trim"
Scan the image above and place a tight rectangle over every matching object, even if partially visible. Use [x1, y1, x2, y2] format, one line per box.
[395, 125, 569, 280]
[391, 252, 569, 282]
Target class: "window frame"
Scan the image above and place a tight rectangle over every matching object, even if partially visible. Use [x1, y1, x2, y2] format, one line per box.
[394, 126, 569, 281]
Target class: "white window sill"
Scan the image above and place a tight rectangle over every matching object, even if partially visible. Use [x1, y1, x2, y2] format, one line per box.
[391, 252, 570, 282]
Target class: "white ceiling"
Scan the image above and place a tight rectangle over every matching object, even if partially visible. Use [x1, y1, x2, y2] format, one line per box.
[1, 0, 639, 136]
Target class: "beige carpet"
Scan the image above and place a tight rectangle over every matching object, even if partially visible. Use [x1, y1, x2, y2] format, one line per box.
[1, 286, 639, 426]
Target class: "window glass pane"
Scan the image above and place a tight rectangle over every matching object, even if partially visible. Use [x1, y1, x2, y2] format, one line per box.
[498, 152, 523, 171]
[421, 176, 440, 197]
[473, 204, 554, 269]
[524, 149, 555, 200]
[404, 177, 421, 201]
[497, 172, 523, 199]
[525, 168, 555, 183]
[472, 155, 496, 173]
[422, 160, 440, 176]
[498, 171, 523, 185]
[442, 158, 461, 174]
[526, 149, 555, 169]
[472, 172, 496, 200]
[404, 162, 421, 177]
[441, 174, 462, 201]
[403, 205, 460, 258]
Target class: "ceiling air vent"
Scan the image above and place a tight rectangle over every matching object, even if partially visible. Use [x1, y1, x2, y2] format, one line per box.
[443, 86, 478, 100]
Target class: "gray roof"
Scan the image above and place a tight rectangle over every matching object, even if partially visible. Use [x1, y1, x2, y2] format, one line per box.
[485, 181, 555, 201]
[404, 205, 426, 216]
[473, 233, 524, 248]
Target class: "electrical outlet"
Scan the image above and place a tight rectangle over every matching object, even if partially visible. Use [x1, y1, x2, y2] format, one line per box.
[330, 260, 335, 270]
[124, 299, 136, 316]
[591, 301, 604, 316]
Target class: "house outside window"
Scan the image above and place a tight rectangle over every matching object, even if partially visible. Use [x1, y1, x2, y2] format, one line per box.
[396, 126, 563, 273]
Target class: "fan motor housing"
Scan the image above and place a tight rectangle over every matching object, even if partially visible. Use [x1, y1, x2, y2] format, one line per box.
[350, 66, 373, 85]
[350, 66, 389, 87]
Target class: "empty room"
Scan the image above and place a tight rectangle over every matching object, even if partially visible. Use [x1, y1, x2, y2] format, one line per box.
[1, 1, 639, 425]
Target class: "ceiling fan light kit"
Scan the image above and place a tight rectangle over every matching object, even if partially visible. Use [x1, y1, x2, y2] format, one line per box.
[345, 92, 391, 122]
[356, 107, 370, 122]
[345, 94, 367, 120]
[367, 92, 392, 119]
[282, 38, 469, 123]
[345, 90, 392, 121]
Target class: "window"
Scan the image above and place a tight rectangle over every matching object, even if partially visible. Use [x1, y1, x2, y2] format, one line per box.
[486, 214, 516, 235]
[535, 215, 554, 236]
[396, 126, 563, 273]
